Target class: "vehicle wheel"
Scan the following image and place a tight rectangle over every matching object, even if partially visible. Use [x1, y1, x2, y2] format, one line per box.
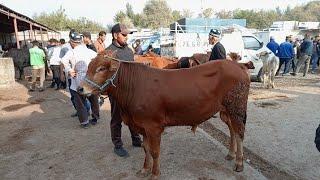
[257, 68, 263, 82]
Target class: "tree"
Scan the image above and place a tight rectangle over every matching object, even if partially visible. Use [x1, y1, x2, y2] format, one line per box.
[172, 10, 182, 22]
[114, 11, 127, 23]
[33, 6, 105, 32]
[215, 10, 233, 19]
[202, 8, 214, 18]
[126, 3, 135, 19]
[181, 9, 193, 18]
[143, 0, 173, 29]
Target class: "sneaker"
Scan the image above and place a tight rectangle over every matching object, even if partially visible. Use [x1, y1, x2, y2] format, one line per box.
[89, 118, 98, 125]
[71, 112, 78, 117]
[132, 140, 142, 147]
[114, 147, 129, 157]
[80, 123, 90, 129]
[290, 72, 296, 76]
[39, 88, 45, 92]
[282, 73, 290, 76]
[29, 89, 35, 92]
[311, 71, 316, 74]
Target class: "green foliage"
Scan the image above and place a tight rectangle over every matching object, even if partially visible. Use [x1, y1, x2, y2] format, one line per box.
[33, 6, 105, 32]
[142, 0, 173, 29]
[172, 10, 182, 22]
[202, 8, 214, 18]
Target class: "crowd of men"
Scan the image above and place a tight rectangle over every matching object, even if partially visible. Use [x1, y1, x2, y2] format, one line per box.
[267, 34, 320, 76]
[25, 23, 320, 157]
[27, 24, 142, 157]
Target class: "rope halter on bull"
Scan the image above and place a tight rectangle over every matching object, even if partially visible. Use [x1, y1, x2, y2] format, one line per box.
[84, 55, 124, 92]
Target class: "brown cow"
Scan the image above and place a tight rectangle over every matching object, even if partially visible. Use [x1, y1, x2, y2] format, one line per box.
[81, 51, 251, 179]
[134, 52, 178, 69]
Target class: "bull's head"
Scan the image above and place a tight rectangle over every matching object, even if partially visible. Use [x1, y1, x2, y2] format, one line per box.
[256, 50, 272, 62]
[80, 50, 119, 96]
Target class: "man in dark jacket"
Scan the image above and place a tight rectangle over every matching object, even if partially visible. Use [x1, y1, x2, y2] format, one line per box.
[106, 23, 142, 157]
[82, 31, 97, 52]
[267, 36, 279, 55]
[276, 36, 294, 76]
[208, 29, 226, 61]
[292, 34, 313, 76]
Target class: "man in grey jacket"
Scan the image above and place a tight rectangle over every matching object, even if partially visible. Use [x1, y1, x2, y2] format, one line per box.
[291, 34, 313, 76]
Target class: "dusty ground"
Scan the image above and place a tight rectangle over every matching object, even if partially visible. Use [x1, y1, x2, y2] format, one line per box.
[0, 73, 319, 180]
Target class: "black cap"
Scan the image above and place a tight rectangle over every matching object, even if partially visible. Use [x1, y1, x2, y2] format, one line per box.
[82, 31, 91, 39]
[111, 23, 133, 35]
[209, 29, 221, 37]
[69, 31, 82, 43]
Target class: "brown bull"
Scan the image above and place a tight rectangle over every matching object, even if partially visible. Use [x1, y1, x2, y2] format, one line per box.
[134, 52, 178, 69]
[81, 51, 251, 179]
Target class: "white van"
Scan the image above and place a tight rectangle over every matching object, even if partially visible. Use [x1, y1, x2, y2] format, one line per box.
[162, 31, 266, 81]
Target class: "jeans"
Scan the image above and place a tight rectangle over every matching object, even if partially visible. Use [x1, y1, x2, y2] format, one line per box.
[70, 89, 99, 124]
[277, 58, 291, 75]
[311, 54, 319, 71]
[68, 78, 90, 112]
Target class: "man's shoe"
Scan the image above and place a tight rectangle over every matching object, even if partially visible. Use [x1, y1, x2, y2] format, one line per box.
[39, 88, 45, 92]
[290, 72, 296, 76]
[282, 73, 290, 76]
[89, 118, 98, 125]
[80, 123, 90, 129]
[114, 147, 129, 157]
[311, 71, 316, 74]
[132, 140, 142, 147]
[29, 89, 35, 92]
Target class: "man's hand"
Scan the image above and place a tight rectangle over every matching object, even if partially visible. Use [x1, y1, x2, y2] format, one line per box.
[69, 69, 77, 78]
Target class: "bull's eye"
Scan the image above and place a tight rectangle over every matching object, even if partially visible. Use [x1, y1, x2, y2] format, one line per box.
[96, 66, 107, 73]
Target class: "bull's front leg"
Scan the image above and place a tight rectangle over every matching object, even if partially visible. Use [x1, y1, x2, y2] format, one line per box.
[263, 71, 267, 88]
[148, 130, 163, 180]
[136, 135, 152, 178]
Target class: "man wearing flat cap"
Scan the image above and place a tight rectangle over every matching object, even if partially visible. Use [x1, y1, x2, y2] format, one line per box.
[208, 29, 226, 61]
[106, 23, 142, 157]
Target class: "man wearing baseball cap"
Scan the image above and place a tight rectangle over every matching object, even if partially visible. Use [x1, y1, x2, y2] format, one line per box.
[106, 23, 142, 157]
[208, 29, 226, 61]
[61, 30, 100, 129]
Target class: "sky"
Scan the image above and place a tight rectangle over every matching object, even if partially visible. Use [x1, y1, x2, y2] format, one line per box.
[0, 0, 314, 27]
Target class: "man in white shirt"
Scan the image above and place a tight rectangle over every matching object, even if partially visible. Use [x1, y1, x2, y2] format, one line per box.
[61, 31, 99, 128]
[48, 39, 62, 89]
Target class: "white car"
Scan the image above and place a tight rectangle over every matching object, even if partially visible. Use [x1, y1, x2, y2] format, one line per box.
[240, 35, 268, 82]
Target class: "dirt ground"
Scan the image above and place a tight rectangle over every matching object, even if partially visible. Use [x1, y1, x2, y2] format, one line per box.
[0, 73, 319, 180]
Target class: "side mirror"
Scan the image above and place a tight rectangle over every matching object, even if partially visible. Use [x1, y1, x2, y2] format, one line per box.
[260, 42, 264, 47]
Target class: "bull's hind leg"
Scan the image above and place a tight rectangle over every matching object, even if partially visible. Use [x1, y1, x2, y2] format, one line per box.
[220, 111, 236, 160]
[136, 135, 152, 178]
[223, 81, 248, 172]
[229, 115, 245, 172]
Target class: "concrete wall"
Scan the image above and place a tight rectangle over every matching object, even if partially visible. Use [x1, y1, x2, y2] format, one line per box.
[0, 58, 15, 87]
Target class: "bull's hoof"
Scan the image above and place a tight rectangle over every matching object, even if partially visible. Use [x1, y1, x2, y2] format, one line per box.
[149, 175, 160, 180]
[136, 169, 151, 178]
[225, 154, 235, 161]
[233, 164, 244, 172]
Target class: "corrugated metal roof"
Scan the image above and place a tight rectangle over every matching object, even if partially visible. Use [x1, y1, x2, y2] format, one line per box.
[0, 4, 58, 33]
